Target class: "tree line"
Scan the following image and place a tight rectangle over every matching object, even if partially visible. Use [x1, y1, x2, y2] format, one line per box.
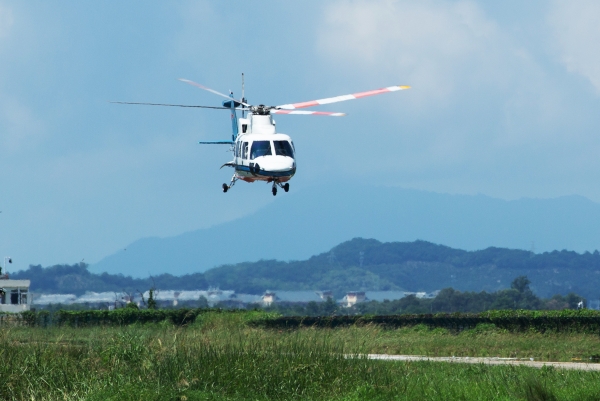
[264, 276, 586, 317]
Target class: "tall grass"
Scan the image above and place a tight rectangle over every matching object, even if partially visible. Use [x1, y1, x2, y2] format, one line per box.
[1, 313, 600, 400]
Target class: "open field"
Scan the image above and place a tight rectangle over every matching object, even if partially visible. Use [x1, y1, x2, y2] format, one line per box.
[2, 312, 600, 400]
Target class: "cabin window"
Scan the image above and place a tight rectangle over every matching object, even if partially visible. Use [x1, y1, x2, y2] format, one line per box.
[242, 142, 249, 159]
[274, 140, 294, 158]
[250, 141, 272, 159]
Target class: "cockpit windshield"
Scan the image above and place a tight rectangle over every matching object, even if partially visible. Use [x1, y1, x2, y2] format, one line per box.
[250, 141, 272, 159]
[274, 140, 294, 158]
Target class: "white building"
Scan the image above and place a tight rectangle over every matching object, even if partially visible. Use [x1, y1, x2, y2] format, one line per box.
[0, 279, 31, 313]
[342, 291, 367, 307]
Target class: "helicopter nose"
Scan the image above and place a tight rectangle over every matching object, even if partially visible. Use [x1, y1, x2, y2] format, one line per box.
[262, 156, 294, 172]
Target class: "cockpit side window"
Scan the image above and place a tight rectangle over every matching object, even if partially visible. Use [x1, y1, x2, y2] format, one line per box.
[250, 141, 272, 159]
[242, 142, 249, 159]
[274, 140, 294, 158]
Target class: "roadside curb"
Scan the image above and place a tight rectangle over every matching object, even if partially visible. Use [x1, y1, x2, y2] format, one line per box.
[366, 354, 600, 371]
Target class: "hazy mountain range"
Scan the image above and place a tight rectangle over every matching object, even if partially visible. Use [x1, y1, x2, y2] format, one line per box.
[90, 184, 600, 278]
[15, 237, 600, 299]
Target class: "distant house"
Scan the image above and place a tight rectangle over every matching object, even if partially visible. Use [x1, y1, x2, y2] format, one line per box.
[262, 291, 276, 306]
[342, 291, 366, 307]
[0, 279, 31, 313]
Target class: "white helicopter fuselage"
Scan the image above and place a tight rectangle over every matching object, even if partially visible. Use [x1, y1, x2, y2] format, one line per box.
[230, 114, 296, 183]
[113, 76, 410, 195]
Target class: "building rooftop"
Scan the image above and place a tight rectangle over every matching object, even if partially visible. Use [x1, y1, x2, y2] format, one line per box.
[0, 279, 31, 288]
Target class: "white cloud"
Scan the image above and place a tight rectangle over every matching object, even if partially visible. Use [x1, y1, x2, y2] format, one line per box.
[548, 0, 600, 93]
[317, 0, 509, 104]
[316, 1, 563, 146]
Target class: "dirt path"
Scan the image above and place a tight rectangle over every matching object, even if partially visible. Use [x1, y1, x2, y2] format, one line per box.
[367, 354, 600, 371]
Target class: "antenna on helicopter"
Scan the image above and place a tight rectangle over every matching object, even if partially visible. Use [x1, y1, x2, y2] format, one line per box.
[241, 73, 246, 118]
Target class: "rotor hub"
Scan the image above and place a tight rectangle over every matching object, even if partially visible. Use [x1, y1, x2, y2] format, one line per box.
[252, 104, 272, 115]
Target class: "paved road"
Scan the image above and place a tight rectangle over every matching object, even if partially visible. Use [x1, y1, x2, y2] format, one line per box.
[367, 354, 600, 371]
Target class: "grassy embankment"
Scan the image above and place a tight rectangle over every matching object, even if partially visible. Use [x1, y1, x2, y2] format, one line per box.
[2, 311, 600, 400]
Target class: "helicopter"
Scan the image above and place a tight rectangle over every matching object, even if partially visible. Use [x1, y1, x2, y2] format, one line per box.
[113, 75, 410, 196]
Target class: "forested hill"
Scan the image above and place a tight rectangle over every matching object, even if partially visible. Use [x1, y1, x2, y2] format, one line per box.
[11, 238, 600, 298]
[202, 238, 600, 298]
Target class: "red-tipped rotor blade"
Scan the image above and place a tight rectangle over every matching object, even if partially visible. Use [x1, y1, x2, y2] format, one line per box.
[271, 110, 346, 116]
[178, 78, 252, 107]
[277, 85, 410, 110]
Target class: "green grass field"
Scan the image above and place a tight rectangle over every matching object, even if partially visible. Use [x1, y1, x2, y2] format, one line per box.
[2, 312, 600, 400]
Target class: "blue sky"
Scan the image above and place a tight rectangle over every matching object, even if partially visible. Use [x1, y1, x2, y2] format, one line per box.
[1, 1, 600, 270]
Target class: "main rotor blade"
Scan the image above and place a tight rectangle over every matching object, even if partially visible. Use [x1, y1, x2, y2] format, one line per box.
[271, 110, 346, 116]
[110, 101, 230, 110]
[276, 85, 410, 110]
[178, 78, 252, 107]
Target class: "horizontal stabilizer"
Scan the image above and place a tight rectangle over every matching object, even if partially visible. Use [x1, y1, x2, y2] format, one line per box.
[223, 100, 244, 108]
[198, 141, 234, 145]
